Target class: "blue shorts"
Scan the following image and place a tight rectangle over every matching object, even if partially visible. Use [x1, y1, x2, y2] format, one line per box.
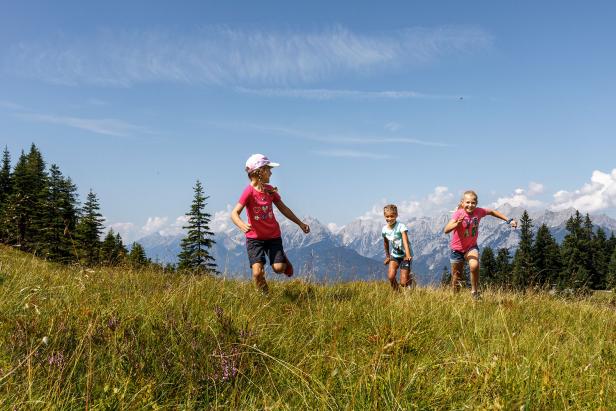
[392, 257, 412, 270]
[246, 238, 287, 267]
[449, 246, 479, 264]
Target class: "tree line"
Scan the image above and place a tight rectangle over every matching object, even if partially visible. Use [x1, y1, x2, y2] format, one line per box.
[443, 210, 616, 291]
[0, 144, 216, 273]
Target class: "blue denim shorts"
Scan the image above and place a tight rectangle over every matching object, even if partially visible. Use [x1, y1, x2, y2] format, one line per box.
[392, 257, 412, 270]
[449, 246, 479, 264]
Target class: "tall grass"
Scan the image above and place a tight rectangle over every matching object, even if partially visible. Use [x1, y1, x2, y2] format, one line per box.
[0, 244, 614, 409]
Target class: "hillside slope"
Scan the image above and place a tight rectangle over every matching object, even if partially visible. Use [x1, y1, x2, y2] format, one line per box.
[0, 245, 614, 409]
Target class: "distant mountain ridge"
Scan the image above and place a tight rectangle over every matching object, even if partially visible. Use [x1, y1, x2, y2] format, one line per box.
[138, 206, 616, 284]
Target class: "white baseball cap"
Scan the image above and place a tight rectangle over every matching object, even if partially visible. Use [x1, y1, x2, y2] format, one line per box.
[245, 154, 280, 173]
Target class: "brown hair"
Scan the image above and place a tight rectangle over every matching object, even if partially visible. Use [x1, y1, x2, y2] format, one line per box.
[457, 190, 478, 209]
[383, 204, 398, 214]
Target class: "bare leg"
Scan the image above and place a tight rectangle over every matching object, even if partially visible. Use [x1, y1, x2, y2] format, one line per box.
[466, 250, 480, 293]
[451, 262, 464, 293]
[400, 268, 411, 288]
[272, 262, 285, 274]
[388, 260, 400, 291]
[251, 262, 268, 293]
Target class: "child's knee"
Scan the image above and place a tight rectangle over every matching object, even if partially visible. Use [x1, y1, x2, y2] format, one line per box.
[272, 263, 285, 273]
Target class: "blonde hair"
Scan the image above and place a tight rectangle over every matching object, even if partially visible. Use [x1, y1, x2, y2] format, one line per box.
[457, 190, 478, 209]
[383, 204, 398, 214]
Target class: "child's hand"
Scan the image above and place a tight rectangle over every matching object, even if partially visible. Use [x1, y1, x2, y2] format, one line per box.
[384, 256, 391, 265]
[455, 216, 465, 226]
[299, 222, 310, 234]
[405, 256, 413, 262]
[238, 221, 252, 233]
[510, 219, 518, 229]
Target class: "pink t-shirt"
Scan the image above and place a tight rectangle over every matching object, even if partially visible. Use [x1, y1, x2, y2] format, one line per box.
[238, 184, 282, 240]
[450, 207, 489, 252]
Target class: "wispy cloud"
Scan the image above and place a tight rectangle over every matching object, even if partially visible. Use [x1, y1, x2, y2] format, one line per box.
[15, 112, 150, 137]
[313, 149, 392, 159]
[360, 186, 455, 221]
[491, 182, 545, 210]
[4, 25, 492, 87]
[235, 87, 463, 100]
[210, 121, 452, 148]
[0, 100, 27, 110]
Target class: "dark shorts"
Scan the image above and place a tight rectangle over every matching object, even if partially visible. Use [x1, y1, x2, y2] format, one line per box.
[449, 246, 479, 264]
[246, 237, 287, 267]
[392, 257, 412, 271]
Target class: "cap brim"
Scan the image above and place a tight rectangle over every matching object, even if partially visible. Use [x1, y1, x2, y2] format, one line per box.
[268, 162, 280, 167]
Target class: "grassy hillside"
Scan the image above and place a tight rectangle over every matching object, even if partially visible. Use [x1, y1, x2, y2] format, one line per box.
[0, 245, 614, 409]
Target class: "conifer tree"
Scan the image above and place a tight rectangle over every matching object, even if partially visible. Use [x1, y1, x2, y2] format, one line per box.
[480, 246, 497, 285]
[532, 224, 561, 287]
[560, 211, 590, 289]
[511, 210, 534, 289]
[607, 246, 616, 290]
[37, 164, 79, 262]
[177, 180, 216, 273]
[3, 151, 31, 246]
[100, 229, 127, 266]
[591, 227, 609, 289]
[128, 242, 149, 267]
[0, 146, 12, 242]
[75, 190, 104, 266]
[494, 248, 512, 288]
[0, 146, 11, 214]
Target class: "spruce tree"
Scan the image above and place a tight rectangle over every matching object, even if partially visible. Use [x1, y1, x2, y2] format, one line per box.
[37, 164, 79, 262]
[607, 246, 616, 290]
[560, 211, 591, 289]
[128, 242, 149, 267]
[533, 224, 561, 288]
[3, 151, 31, 246]
[495, 248, 512, 288]
[75, 190, 104, 266]
[480, 246, 497, 285]
[0, 146, 11, 214]
[511, 210, 534, 289]
[0, 146, 12, 242]
[592, 227, 609, 289]
[177, 180, 216, 273]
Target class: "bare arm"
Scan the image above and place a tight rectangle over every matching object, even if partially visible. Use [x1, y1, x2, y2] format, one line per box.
[230, 202, 251, 233]
[274, 200, 310, 234]
[487, 209, 517, 228]
[402, 231, 413, 261]
[383, 237, 391, 265]
[444, 216, 464, 234]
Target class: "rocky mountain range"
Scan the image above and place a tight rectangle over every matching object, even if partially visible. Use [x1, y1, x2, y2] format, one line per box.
[138, 205, 616, 284]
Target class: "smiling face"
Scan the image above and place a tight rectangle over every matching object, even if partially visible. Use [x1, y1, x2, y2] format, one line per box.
[462, 193, 478, 214]
[384, 210, 398, 228]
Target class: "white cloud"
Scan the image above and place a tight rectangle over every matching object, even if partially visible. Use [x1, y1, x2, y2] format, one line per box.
[15, 113, 150, 137]
[327, 222, 343, 234]
[313, 149, 392, 159]
[550, 169, 616, 213]
[210, 206, 233, 232]
[359, 186, 454, 222]
[491, 183, 545, 209]
[142, 216, 168, 235]
[6, 25, 492, 87]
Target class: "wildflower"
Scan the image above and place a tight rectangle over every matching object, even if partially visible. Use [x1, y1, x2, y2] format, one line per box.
[42, 336, 49, 345]
[107, 315, 120, 331]
[47, 352, 65, 367]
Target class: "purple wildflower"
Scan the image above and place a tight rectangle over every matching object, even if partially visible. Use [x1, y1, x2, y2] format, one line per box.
[48, 352, 65, 367]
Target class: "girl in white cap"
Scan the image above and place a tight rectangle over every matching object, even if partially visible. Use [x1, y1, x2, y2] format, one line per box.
[231, 154, 310, 293]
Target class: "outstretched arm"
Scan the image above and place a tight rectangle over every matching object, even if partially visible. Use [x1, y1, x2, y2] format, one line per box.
[230, 202, 251, 233]
[274, 200, 310, 234]
[487, 209, 517, 228]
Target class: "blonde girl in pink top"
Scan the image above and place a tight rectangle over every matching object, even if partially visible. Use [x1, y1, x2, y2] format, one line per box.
[443, 190, 517, 300]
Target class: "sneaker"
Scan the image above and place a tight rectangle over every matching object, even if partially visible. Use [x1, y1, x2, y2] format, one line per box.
[471, 291, 482, 301]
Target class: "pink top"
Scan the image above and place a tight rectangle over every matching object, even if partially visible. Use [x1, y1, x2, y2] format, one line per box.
[238, 184, 282, 240]
[450, 207, 489, 252]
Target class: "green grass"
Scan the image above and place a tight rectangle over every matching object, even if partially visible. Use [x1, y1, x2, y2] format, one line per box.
[1, 244, 615, 409]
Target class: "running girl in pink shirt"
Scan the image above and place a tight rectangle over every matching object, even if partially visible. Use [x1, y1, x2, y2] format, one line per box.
[231, 154, 310, 293]
[443, 190, 517, 300]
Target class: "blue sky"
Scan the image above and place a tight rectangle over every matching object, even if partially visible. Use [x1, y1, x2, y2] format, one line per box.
[2, 1, 616, 242]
